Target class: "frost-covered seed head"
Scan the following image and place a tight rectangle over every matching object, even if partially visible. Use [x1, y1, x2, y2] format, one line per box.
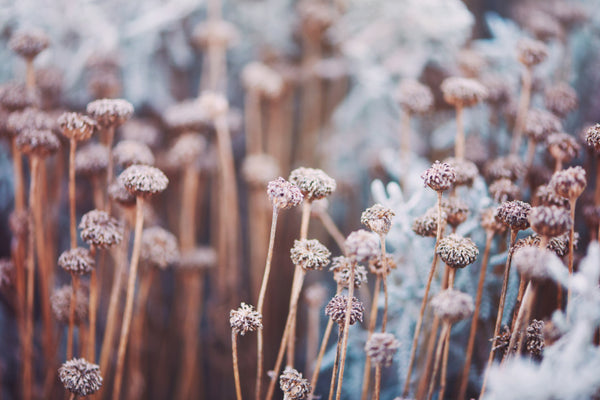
[431, 289, 474, 323]
[16, 129, 60, 157]
[421, 161, 456, 192]
[120, 119, 161, 148]
[86, 98, 134, 129]
[113, 140, 155, 168]
[167, 132, 206, 169]
[484, 155, 526, 182]
[513, 246, 557, 282]
[141, 227, 179, 269]
[7, 107, 55, 137]
[544, 83, 578, 118]
[524, 109, 562, 143]
[550, 166, 586, 199]
[58, 112, 96, 141]
[325, 295, 364, 326]
[441, 77, 487, 107]
[289, 167, 336, 201]
[9, 30, 49, 59]
[59, 358, 103, 396]
[75, 143, 109, 176]
[441, 197, 469, 228]
[480, 208, 507, 234]
[267, 177, 303, 210]
[242, 154, 280, 187]
[345, 229, 380, 262]
[58, 248, 95, 275]
[230, 303, 262, 335]
[79, 210, 123, 248]
[365, 332, 401, 367]
[241, 62, 284, 98]
[177, 247, 217, 271]
[529, 206, 572, 238]
[585, 124, 600, 152]
[443, 157, 479, 187]
[290, 239, 330, 271]
[361, 204, 395, 235]
[118, 165, 168, 197]
[496, 200, 532, 231]
[534, 184, 570, 209]
[412, 207, 447, 238]
[489, 178, 520, 203]
[526, 319, 545, 358]
[108, 181, 136, 207]
[331, 258, 368, 289]
[436, 234, 479, 268]
[279, 367, 311, 400]
[396, 80, 433, 114]
[546, 132, 580, 164]
[368, 254, 397, 276]
[0, 82, 38, 111]
[163, 100, 210, 132]
[516, 38, 548, 67]
[51, 285, 88, 324]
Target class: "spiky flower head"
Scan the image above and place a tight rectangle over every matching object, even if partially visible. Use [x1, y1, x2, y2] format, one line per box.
[279, 367, 311, 400]
[163, 99, 209, 133]
[443, 157, 479, 187]
[108, 181, 136, 207]
[496, 200, 532, 231]
[289, 167, 336, 201]
[58, 112, 96, 142]
[7, 107, 55, 137]
[516, 38, 548, 67]
[546, 132, 580, 164]
[368, 254, 397, 276]
[412, 207, 447, 237]
[86, 98, 134, 129]
[267, 177, 304, 210]
[534, 184, 570, 209]
[396, 79, 433, 114]
[436, 234, 478, 269]
[513, 246, 558, 282]
[118, 165, 168, 197]
[330, 257, 368, 289]
[550, 166, 586, 200]
[431, 289, 474, 323]
[529, 206, 572, 238]
[79, 210, 123, 249]
[59, 358, 102, 396]
[526, 320, 545, 358]
[441, 77, 487, 107]
[16, 128, 60, 157]
[113, 140, 155, 168]
[141, 227, 180, 269]
[585, 123, 600, 152]
[489, 178, 520, 203]
[441, 197, 469, 228]
[524, 109, 562, 143]
[242, 154, 280, 187]
[544, 82, 578, 118]
[325, 295, 364, 326]
[345, 229, 380, 262]
[361, 204, 395, 235]
[421, 161, 456, 192]
[58, 248, 95, 275]
[480, 208, 507, 234]
[290, 239, 330, 271]
[0, 82, 38, 111]
[365, 333, 401, 367]
[75, 143, 109, 176]
[9, 29, 49, 59]
[230, 303, 262, 335]
[51, 285, 88, 324]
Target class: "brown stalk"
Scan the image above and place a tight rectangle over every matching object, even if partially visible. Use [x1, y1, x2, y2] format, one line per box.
[454, 105, 465, 160]
[11, 138, 25, 213]
[249, 188, 271, 301]
[373, 364, 382, 400]
[67, 273, 79, 360]
[595, 157, 600, 206]
[244, 89, 263, 154]
[25, 58, 35, 91]
[334, 259, 357, 400]
[266, 91, 293, 173]
[328, 326, 343, 400]
[379, 235, 389, 332]
[104, 126, 116, 214]
[360, 274, 381, 400]
[511, 66, 532, 155]
[112, 196, 145, 400]
[88, 246, 98, 361]
[511, 276, 527, 332]
[232, 331, 242, 400]
[567, 198, 577, 314]
[305, 292, 321, 378]
[506, 282, 537, 359]
[458, 230, 494, 400]
[317, 211, 346, 254]
[91, 175, 105, 210]
[69, 137, 77, 249]
[426, 322, 450, 400]
[297, 33, 322, 165]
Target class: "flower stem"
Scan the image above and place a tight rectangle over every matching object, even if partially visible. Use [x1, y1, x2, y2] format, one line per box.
[232, 331, 242, 400]
[360, 275, 381, 400]
[328, 326, 343, 400]
[334, 259, 356, 400]
[427, 322, 450, 400]
[511, 66, 532, 155]
[455, 105, 464, 160]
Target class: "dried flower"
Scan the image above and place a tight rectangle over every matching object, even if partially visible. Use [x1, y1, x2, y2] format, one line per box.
[544, 83, 578, 118]
[118, 165, 168, 197]
[516, 38, 548, 67]
[163, 100, 210, 133]
[585, 123, 600, 152]
[9, 30, 49, 59]
[525, 11, 564, 42]
[368, 254, 397, 276]
[51, 285, 88, 324]
[166, 132, 206, 168]
[290, 239, 331, 271]
[396, 79, 433, 114]
[443, 157, 479, 187]
[457, 49, 486, 77]
[441, 77, 487, 107]
[421, 161, 456, 192]
[361, 204, 395, 235]
[534, 184, 570, 209]
[120, 119, 161, 148]
[289, 167, 336, 201]
[197, 91, 228, 119]
[113, 140, 155, 168]
[279, 367, 311, 400]
[480, 74, 511, 106]
[496, 200, 532, 231]
[365, 332, 401, 367]
[58, 112, 96, 141]
[546, 132, 580, 164]
[177, 247, 217, 271]
[75, 143, 109, 176]
[330, 257, 368, 289]
[140, 227, 179, 269]
[192, 20, 239, 49]
[550, 166, 586, 199]
[267, 177, 304, 210]
[16, 128, 60, 157]
[412, 207, 447, 237]
[0, 82, 38, 111]
[58, 248, 95, 275]
[7, 107, 55, 137]
[108, 181, 136, 207]
[529, 205, 572, 238]
[524, 109, 562, 143]
[436, 234, 479, 268]
[230, 303, 262, 335]
[431, 289, 474, 323]
[489, 179, 520, 203]
[59, 358, 103, 396]
[513, 246, 558, 282]
[484, 155, 526, 182]
[242, 154, 280, 187]
[241, 62, 284, 99]
[441, 197, 469, 228]
[79, 210, 123, 249]
[86, 98, 134, 129]
[345, 229, 380, 262]
[325, 295, 364, 326]
[525, 319, 545, 358]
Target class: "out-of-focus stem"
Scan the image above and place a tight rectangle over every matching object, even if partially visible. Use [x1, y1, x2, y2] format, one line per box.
[454, 105, 465, 160]
[360, 274, 381, 400]
[511, 66, 532, 155]
[426, 322, 450, 400]
[317, 211, 346, 254]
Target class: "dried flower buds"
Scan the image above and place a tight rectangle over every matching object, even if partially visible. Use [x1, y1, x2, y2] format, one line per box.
[267, 177, 303, 209]
[230, 303, 262, 335]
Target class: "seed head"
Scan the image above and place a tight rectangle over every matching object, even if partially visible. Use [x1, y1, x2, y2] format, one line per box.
[325, 295, 364, 326]
[516, 38, 548, 67]
[525, 11, 564, 42]
[412, 207, 447, 237]
[480, 208, 507, 234]
[118, 165, 168, 197]
[113, 140, 155, 168]
[120, 119, 161, 148]
[7, 107, 56, 137]
[242, 154, 280, 187]
[529, 206, 572, 238]
[192, 20, 239, 49]
[365, 332, 401, 367]
[543, 231, 578, 258]
[441, 77, 487, 107]
[526, 320, 545, 358]
[289, 167, 336, 201]
[141, 227, 179, 269]
[489, 178, 520, 203]
[75, 143, 109, 176]
[197, 91, 228, 120]
[361, 204, 395, 235]
[546, 132, 579, 164]
[0, 82, 38, 111]
[241, 62, 284, 99]
[58, 248, 95, 275]
[496, 200, 532, 231]
[524, 109, 562, 143]
[585, 124, 600, 152]
[51, 285, 88, 324]
[443, 157, 479, 187]
[58, 112, 96, 142]
[484, 155, 526, 182]
[368, 254, 397, 276]
[345, 229, 380, 262]
[108, 181, 136, 207]
[87, 70, 122, 99]
[441, 197, 469, 228]
[59, 358, 103, 396]
[421, 161, 456, 192]
[230, 303, 262, 335]
[431, 289, 474, 323]
[0, 259, 14, 288]
[330, 257, 368, 289]
[267, 177, 303, 210]
[166, 132, 206, 168]
[9, 29, 49, 59]
[163, 100, 210, 133]
[396, 80, 433, 114]
[544, 82, 578, 118]
[437, 234, 479, 268]
[86, 99, 133, 129]
[177, 246, 217, 271]
[457, 49, 487, 77]
[550, 166, 586, 199]
[16, 128, 60, 157]
[534, 184, 570, 209]
[79, 210, 123, 249]
[480, 74, 511, 106]
[513, 246, 557, 282]
[279, 367, 311, 400]
[290, 239, 330, 271]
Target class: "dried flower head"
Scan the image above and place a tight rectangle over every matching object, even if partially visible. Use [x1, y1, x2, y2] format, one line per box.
[267, 177, 303, 209]
[242, 154, 280, 187]
[120, 119, 161, 148]
[86, 99, 134, 129]
[457, 49, 487, 77]
[524, 108, 562, 143]
[279, 367, 311, 400]
[345, 229, 380, 262]
[192, 20, 239, 49]
[297, 0, 337, 35]
[443, 157, 479, 187]
[330, 257, 368, 289]
[7, 107, 55, 137]
[59, 358, 103, 396]
[421, 161, 456, 192]
[36, 66, 63, 103]
[525, 11, 564, 42]
[75, 143, 109, 176]
[542, 231, 578, 257]
[58, 248, 95, 275]
[585, 124, 600, 152]
[534, 184, 570, 209]
[529, 205, 572, 238]
[58, 112, 96, 141]
[197, 91, 229, 120]
[480, 74, 511, 106]
[496, 200, 532, 231]
[480, 208, 507, 234]
[431, 289, 474, 323]
[441, 77, 487, 107]
[9, 30, 49, 59]
[51, 285, 88, 324]
[412, 207, 447, 237]
[289, 167, 336, 201]
[526, 319, 545, 358]
[230, 303, 262, 335]
[365, 332, 401, 367]
[118, 165, 168, 197]
[368, 254, 397, 276]
[437, 234, 479, 268]
[87, 70, 122, 99]
[441, 197, 469, 228]
[290, 239, 331, 271]
[489, 178, 520, 203]
[79, 210, 123, 249]
[108, 181, 136, 207]
[163, 100, 210, 132]
[544, 83, 578, 118]
[166, 132, 206, 168]
[546, 132, 579, 164]
[325, 295, 364, 326]
[361, 204, 395, 235]
[140, 227, 179, 269]
[396, 79, 433, 114]
[484, 155, 526, 182]
[113, 140, 155, 168]
[16, 128, 60, 157]
[177, 246, 217, 271]
[241, 62, 284, 98]
[550, 166, 586, 199]
[513, 246, 557, 282]
[0, 82, 38, 111]
[516, 38, 548, 67]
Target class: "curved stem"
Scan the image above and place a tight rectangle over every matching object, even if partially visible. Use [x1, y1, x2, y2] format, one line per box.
[232, 331, 242, 400]
[360, 275, 381, 400]
[427, 322, 450, 400]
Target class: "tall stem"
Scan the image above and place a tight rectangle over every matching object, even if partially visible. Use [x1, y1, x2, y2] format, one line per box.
[244, 90, 263, 155]
[455, 105, 465, 160]
[12, 139, 25, 213]
[373, 364, 382, 400]
[506, 282, 536, 359]
[67, 274, 79, 360]
[360, 275, 381, 400]
[426, 322, 450, 400]
[105, 126, 115, 214]
[232, 331, 242, 400]
[511, 66, 532, 155]
[88, 248, 98, 361]
[112, 196, 145, 400]
[69, 138, 77, 249]
[25, 58, 35, 91]
[379, 235, 389, 332]
[567, 199, 576, 316]
[334, 259, 356, 400]
[328, 327, 343, 400]
[437, 325, 452, 400]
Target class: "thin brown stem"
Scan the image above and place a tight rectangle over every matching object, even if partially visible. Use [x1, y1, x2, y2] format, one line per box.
[104, 126, 115, 214]
[69, 138, 77, 249]
[244, 90, 263, 154]
[334, 259, 356, 400]
[67, 274, 79, 360]
[318, 211, 346, 254]
[427, 322, 450, 400]
[88, 248, 98, 361]
[595, 157, 600, 206]
[25, 58, 35, 91]
[379, 235, 389, 332]
[374, 364, 382, 400]
[12, 139, 25, 213]
[525, 140, 537, 170]
[567, 199, 576, 316]
[328, 327, 343, 400]
[511, 66, 532, 155]
[455, 105, 465, 160]
[506, 282, 537, 359]
[232, 331, 243, 400]
[360, 275, 381, 400]
[438, 325, 451, 400]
